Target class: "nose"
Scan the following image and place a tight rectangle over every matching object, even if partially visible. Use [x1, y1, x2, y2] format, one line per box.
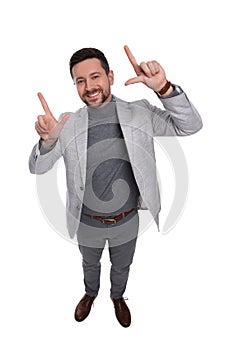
[85, 78, 95, 91]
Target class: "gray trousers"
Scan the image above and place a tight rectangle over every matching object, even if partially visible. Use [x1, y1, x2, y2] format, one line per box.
[77, 211, 139, 299]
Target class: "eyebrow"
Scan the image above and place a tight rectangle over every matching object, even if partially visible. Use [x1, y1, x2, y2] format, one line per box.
[75, 71, 102, 81]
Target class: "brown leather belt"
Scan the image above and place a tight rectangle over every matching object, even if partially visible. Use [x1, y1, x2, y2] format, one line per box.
[83, 208, 135, 225]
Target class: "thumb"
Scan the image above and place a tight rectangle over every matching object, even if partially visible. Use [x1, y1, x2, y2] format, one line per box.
[55, 113, 71, 136]
[58, 113, 71, 127]
[125, 76, 143, 86]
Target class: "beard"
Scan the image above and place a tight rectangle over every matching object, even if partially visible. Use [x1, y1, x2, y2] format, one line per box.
[82, 85, 111, 107]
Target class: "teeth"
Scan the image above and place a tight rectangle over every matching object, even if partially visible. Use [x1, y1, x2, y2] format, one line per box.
[88, 92, 99, 97]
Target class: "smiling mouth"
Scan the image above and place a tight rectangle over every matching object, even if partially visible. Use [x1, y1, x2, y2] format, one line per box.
[86, 91, 100, 99]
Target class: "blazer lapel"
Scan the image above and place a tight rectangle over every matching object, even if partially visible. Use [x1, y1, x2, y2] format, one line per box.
[115, 97, 133, 160]
[74, 107, 89, 184]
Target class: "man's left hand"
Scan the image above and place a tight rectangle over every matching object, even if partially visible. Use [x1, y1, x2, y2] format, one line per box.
[124, 45, 169, 93]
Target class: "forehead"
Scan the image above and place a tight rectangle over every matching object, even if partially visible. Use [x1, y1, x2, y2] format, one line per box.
[72, 58, 104, 78]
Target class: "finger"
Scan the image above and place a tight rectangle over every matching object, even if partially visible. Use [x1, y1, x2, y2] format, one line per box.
[49, 113, 71, 137]
[56, 113, 71, 134]
[35, 121, 48, 135]
[124, 45, 142, 75]
[37, 115, 47, 130]
[147, 61, 160, 75]
[37, 92, 53, 115]
[58, 113, 71, 127]
[140, 62, 153, 78]
[125, 75, 144, 86]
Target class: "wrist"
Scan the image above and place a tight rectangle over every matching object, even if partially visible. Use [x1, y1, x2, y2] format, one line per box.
[160, 85, 174, 97]
[156, 80, 173, 96]
[41, 138, 57, 149]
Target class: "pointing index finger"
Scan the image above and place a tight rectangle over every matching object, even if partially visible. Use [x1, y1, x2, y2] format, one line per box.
[124, 45, 141, 75]
[37, 92, 52, 115]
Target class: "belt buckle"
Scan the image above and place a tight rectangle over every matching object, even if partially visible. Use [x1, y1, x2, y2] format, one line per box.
[103, 218, 117, 225]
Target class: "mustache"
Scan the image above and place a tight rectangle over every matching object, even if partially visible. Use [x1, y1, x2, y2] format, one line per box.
[84, 88, 101, 97]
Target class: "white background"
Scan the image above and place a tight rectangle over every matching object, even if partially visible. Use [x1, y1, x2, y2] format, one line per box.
[1, 0, 225, 348]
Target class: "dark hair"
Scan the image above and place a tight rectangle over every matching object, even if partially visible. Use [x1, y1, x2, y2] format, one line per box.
[69, 48, 110, 79]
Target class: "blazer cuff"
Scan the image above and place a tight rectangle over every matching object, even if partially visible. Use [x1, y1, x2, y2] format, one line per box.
[158, 84, 183, 99]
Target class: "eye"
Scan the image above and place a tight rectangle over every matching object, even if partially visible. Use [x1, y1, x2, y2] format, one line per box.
[92, 75, 100, 80]
[76, 79, 85, 85]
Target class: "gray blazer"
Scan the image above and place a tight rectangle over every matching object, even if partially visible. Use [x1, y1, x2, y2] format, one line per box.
[29, 91, 202, 239]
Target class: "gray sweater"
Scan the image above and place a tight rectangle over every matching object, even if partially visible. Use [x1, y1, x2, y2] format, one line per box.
[81, 98, 140, 217]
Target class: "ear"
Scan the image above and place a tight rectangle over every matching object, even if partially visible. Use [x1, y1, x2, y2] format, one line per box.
[108, 70, 114, 85]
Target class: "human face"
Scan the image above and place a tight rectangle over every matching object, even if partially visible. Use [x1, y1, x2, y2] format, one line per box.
[72, 58, 114, 107]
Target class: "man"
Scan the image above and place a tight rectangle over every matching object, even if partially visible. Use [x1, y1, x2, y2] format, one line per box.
[29, 46, 202, 327]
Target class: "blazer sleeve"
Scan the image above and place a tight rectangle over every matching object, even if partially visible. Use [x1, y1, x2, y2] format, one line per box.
[28, 138, 62, 174]
[28, 113, 65, 174]
[143, 89, 203, 136]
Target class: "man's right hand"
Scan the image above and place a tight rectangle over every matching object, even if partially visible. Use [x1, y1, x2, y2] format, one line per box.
[35, 92, 70, 149]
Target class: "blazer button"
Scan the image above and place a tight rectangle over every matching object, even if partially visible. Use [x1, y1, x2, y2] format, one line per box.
[80, 186, 84, 191]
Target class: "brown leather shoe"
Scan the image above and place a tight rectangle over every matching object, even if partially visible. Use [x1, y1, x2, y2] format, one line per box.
[74, 294, 97, 322]
[111, 297, 131, 327]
